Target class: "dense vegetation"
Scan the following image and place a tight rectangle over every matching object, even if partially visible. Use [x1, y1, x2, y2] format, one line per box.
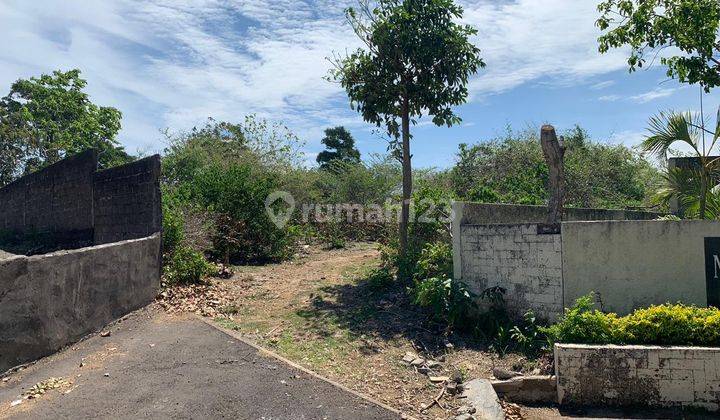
[545, 294, 720, 347]
[452, 126, 660, 209]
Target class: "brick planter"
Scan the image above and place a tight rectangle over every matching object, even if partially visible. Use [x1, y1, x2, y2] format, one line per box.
[555, 343, 720, 411]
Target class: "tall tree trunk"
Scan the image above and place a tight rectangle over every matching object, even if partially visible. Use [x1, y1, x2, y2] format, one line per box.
[399, 96, 412, 260]
[540, 125, 565, 224]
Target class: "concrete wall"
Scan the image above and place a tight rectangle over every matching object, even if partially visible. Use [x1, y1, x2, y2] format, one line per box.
[0, 151, 161, 252]
[0, 234, 161, 373]
[555, 343, 720, 411]
[0, 150, 98, 248]
[94, 155, 162, 245]
[562, 221, 720, 315]
[453, 202, 662, 227]
[458, 224, 563, 321]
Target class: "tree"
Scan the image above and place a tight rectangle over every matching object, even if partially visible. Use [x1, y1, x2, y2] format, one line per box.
[597, 0, 720, 91]
[0, 69, 128, 185]
[642, 111, 720, 219]
[329, 0, 484, 258]
[316, 126, 361, 169]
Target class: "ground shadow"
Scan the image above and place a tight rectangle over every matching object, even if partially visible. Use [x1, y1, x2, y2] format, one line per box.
[294, 272, 491, 356]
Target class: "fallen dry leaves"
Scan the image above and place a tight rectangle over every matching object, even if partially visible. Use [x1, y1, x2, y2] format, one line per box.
[157, 281, 235, 318]
[23, 377, 71, 399]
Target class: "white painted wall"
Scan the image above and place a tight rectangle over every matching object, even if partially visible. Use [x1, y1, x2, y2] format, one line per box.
[459, 223, 563, 321]
[562, 220, 720, 315]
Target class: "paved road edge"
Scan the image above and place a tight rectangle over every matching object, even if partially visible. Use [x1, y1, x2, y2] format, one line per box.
[198, 316, 415, 420]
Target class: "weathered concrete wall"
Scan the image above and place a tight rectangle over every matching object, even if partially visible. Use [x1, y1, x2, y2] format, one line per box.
[0, 150, 97, 248]
[555, 343, 720, 411]
[94, 155, 162, 245]
[453, 202, 662, 227]
[459, 224, 563, 321]
[0, 151, 161, 252]
[562, 220, 720, 315]
[0, 234, 161, 373]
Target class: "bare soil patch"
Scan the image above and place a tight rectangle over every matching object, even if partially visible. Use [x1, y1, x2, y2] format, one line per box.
[160, 243, 538, 419]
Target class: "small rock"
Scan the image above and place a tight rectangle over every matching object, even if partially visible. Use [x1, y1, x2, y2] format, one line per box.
[410, 357, 425, 367]
[454, 414, 474, 420]
[427, 360, 441, 368]
[103, 373, 110, 377]
[100, 331, 111, 337]
[79, 362, 84, 368]
[2, 377, 9, 383]
[457, 405, 476, 414]
[10, 399, 23, 407]
[429, 376, 449, 383]
[402, 352, 416, 364]
[446, 382, 459, 394]
[417, 366, 431, 375]
[492, 367, 522, 380]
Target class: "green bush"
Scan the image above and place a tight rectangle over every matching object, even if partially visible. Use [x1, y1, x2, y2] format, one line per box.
[412, 276, 478, 329]
[163, 246, 214, 286]
[414, 241, 453, 281]
[545, 293, 720, 346]
[161, 193, 185, 255]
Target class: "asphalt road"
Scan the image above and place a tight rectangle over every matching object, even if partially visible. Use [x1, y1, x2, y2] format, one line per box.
[0, 307, 398, 420]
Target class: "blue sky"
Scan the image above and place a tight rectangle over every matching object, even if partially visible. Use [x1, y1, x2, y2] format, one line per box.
[1, 0, 718, 168]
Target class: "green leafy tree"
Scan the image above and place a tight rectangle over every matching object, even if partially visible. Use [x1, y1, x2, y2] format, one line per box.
[329, 0, 484, 258]
[316, 126, 361, 169]
[597, 0, 720, 91]
[642, 111, 720, 219]
[0, 69, 128, 185]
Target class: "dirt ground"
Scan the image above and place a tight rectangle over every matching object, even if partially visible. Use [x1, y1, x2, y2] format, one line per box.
[159, 242, 546, 419]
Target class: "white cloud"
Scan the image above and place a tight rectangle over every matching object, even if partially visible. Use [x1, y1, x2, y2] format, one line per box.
[461, 0, 629, 95]
[591, 80, 616, 90]
[0, 0, 642, 154]
[629, 87, 678, 104]
[599, 94, 622, 102]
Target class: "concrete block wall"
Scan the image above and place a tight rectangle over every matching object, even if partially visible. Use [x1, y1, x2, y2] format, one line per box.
[459, 224, 563, 321]
[0, 234, 161, 373]
[0, 150, 97, 248]
[0, 151, 161, 252]
[555, 344, 720, 411]
[93, 155, 162, 245]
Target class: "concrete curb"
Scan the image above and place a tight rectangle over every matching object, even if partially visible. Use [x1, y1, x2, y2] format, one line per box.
[199, 316, 414, 420]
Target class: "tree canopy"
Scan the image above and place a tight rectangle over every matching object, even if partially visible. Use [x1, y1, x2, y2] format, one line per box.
[597, 0, 720, 91]
[316, 126, 361, 169]
[0, 69, 129, 185]
[329, 0, 484, 257]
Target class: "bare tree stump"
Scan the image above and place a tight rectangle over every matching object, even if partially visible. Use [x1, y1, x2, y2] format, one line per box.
[541, 125, 565, 224]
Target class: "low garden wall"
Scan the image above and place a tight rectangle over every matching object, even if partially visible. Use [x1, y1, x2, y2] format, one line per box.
[555, 343, 720, 411]
[0, 234, 161, 373]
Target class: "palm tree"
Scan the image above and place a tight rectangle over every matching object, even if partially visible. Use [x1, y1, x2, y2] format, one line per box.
[643, 110, 720, 219]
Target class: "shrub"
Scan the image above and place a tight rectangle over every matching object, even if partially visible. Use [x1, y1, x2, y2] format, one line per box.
[414, 241, 453, 281]
[161, 194, 185, 255]
[545, 293, 720, 347]
[412, 276, 478, 329]
[163, 246, 214, 286]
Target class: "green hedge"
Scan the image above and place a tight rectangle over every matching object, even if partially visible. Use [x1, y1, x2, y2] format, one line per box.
[545, 294, 720, 347]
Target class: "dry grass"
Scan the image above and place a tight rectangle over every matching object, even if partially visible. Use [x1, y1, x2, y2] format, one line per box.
[193, 242, 535, 419]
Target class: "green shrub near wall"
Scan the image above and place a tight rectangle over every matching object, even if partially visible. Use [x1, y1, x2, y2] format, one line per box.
[545, 294, 720, 347]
